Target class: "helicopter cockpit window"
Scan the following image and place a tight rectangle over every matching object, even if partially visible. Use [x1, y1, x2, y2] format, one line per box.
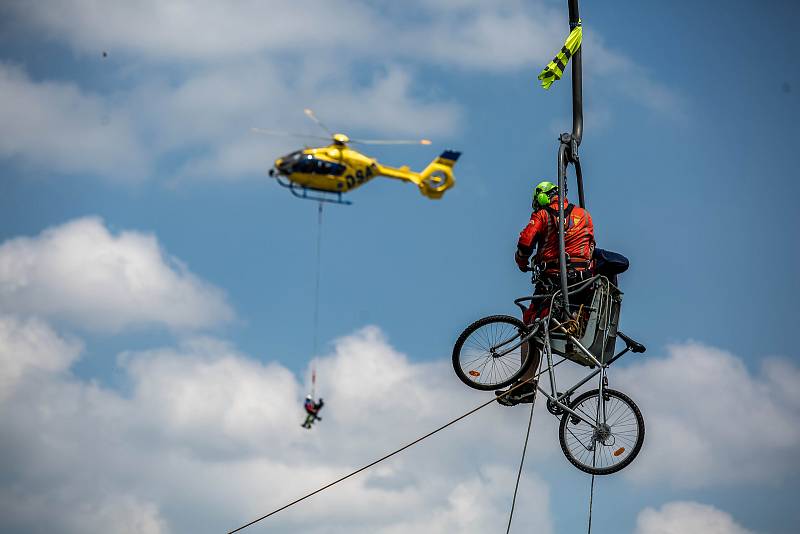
[278, 151, 303, 171]
[293, 156, 316, 173]
[314, 160, 346, 176]
[293, 156, 346, 176]
[282, 151, 303, 164]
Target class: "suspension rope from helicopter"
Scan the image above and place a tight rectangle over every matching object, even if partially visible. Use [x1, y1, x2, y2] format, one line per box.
[312, 201, 323, 358]
[310, 201, 323, 397]
[505, 388, 538, 534]
[226, 377, 538, 534]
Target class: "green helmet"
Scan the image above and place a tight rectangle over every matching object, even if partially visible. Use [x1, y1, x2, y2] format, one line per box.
[533, 181, 558, 208]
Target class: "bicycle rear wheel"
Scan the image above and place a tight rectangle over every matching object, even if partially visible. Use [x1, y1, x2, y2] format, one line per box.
[452, 315, 533, 391]
[558, 388, 644, 475]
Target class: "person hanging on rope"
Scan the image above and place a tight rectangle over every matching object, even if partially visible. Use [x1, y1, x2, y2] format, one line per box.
[301, 395, 325, 429]
[496, 180, 595, 406]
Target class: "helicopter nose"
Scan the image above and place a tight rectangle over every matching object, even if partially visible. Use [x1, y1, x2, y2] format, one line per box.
[268, 168, 275, 176]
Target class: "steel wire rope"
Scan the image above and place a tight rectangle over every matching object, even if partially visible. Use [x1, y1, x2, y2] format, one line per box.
[309, 202, 323, 398]
[226, 378, 538, 533]
[312, 202, 323, 358]
[587, 473, 595, 533]
[505, 387, 539, 534]
[586, 383, 599, 533]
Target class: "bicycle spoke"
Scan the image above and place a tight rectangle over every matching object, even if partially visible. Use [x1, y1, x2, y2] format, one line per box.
[560, 390, 643, 474]
[456, 318, 528, 388]
[605, 398, 625, 423]
[567, 426, 593, 451]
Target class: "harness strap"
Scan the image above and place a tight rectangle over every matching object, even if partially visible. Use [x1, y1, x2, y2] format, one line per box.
[536, 203, 588, 270]
[534, 203, 574, 252]
[544, 203, 576, 228]
[540, 259, 591, 272]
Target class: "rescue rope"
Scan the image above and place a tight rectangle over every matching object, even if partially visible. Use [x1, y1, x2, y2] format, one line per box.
[226, 378, 537, 534]
[312, 201, 323, 359]
[505, 389, 538, 534]
[308, 201, 323, 400]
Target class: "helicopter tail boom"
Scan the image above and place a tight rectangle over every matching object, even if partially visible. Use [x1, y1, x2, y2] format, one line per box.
[417, 150, 460, 199]
[369, 150, 461, 199]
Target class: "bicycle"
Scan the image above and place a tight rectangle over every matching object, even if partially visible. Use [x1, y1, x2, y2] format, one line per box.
[452, 269, 647, 475]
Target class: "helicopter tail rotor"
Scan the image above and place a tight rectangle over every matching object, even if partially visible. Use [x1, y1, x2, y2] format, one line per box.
[418, 150, 460, 199]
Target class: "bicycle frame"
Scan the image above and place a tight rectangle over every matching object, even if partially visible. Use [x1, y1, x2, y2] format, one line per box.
[498, 281, 635, 431]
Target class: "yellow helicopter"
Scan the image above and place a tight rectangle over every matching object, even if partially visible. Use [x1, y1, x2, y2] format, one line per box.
[255, 109, 460, 205]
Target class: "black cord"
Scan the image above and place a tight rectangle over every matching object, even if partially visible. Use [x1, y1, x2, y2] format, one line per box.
[587, 473, 595, 533]
[505, 390, 538, 534]
[312, 201, 323, 358]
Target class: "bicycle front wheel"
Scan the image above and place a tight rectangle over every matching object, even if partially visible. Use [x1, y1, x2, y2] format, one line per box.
[559, 388, 644, 475]
[452, 315, 533, 391]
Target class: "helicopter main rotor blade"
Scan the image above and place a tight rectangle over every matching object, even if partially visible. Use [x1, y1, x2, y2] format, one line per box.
[351, 138, 433, 145]
[303, 108, 333, 136]
[250, 128, 331, 141]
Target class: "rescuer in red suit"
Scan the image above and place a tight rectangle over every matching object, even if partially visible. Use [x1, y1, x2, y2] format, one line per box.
[497, 180, 595, 406]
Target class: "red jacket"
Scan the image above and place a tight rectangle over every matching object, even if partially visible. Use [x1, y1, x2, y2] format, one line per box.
[516, 197, 595, 272]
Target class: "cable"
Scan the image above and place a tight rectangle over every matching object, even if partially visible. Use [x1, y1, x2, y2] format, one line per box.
[505, 389, 538, 534]
[587, 473, 595, 533]
[587, 390, 605, 534]
[227, 379, 536, 534]
[312, 201, 323, 358]
[308, 202, 323, 401]
[587, 409, 598, 533]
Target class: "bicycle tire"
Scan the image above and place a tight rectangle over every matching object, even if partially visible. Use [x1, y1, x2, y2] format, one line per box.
[452, 315, 534, 391]
[558, 388, 644, 475]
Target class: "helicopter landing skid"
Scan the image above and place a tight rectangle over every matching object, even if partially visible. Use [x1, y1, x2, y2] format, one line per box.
[274, 175, 352, 205]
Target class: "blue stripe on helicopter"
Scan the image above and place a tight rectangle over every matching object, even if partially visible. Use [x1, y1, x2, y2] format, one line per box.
[439, 150, 461, 162]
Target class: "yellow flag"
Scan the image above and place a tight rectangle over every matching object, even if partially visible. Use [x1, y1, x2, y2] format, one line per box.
[538, 21, 582, 90]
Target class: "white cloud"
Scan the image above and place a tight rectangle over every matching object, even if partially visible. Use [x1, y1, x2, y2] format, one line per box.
[0, 491, 170, 534]
[121, 336, 300, 458]
[8, 0, 378, 61]
[0, 217, 234, 332]
[0, 323, 555, 533]
[400, 2, 565, 71]
[4, 311, 790, 532]
[313, 67, 460, 137]
[9, 0, 558, 69]
[4, 0, 617, 76]
[0, 63, 146, 178]
[635, 501, 756, 534]
[0, 314, 81, 401]
[162, 63, 461, 181]
[616, 343, 800, 487]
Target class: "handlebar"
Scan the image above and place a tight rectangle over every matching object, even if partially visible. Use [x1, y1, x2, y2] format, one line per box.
[514, 295, 551, 313]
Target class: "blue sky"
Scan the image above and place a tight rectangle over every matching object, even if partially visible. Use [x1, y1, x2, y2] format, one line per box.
[1, 1, 798, 533]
